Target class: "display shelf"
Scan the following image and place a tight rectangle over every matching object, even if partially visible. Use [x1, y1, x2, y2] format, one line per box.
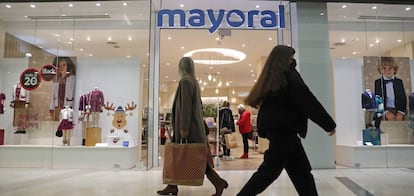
[0, 145, 138, 169]
[336, 144, 414, 168]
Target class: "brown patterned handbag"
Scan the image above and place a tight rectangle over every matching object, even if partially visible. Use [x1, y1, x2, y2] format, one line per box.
[162, 138, 207, 186]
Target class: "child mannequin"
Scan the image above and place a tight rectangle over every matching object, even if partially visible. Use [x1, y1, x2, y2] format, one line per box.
[59, 106, 74, 146]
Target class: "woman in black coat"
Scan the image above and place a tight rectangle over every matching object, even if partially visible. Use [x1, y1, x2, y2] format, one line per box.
[238, 45, 336, 196]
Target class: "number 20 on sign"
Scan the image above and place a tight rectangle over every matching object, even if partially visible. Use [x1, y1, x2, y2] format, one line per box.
[19, 68, 41, 91]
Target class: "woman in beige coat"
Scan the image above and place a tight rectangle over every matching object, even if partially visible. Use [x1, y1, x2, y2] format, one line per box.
[157, 57, 228, 196]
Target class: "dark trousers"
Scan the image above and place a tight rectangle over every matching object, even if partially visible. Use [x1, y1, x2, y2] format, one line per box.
[241, 132, 250, 153]
[237, 132, 317, 196]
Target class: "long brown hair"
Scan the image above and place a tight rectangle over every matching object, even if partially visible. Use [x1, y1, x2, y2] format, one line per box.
[244, 45, 295, 108]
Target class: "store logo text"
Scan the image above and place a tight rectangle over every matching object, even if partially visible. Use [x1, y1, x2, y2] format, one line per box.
[157, 5, 285, 33]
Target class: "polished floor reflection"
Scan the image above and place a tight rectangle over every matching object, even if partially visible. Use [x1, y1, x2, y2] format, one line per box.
[0, 167, 413, 196]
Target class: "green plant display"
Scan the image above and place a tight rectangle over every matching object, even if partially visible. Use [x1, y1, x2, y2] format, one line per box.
[202, 104, 217, 118]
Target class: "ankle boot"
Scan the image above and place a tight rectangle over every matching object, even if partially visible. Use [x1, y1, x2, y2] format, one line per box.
[156, 185, 178, 195]
[206, 169, 228, 196]
[240, 153, 248, 159]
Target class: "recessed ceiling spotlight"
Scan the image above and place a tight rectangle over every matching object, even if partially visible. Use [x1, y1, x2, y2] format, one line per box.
[375, 39, 380, 43]
[371, 6, 377, 10]
[5, 5, 11, 8]
[397, 39, 402, 42]
[96, 3, 101, 7]
[180, 46, 184, 50]
[180, 4, 184, 8]
[341, 38, 346, 43]
[167, 36, 172, 40]
[107, 37, 112, 41]
[68, 3, 74, 7]
[406, 7, 411, 11]
[128, 36, 132, 41]
[268, 37, 272, 41]
[242, 44, 246, 47]
[123, 2, 128, 6]
[320, 12, 324, 16]
[30, 4, 36, 8]
[86, 37, 91, 41]
[89, 54, 93, 57]
[352, 51, 357, 55]
[341, 5, 347, 9]
[80, 48, 84, 51]
[215, 37, 220, 41]
[256, 5, 260, 9]
[369, 44, 374, 47]
[342, 57, 347, 59]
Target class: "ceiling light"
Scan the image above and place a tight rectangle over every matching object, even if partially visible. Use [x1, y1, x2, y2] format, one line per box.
[123, 2, 128, 6]
[256, 5, 260, 9]
[375, 39, 380, 43]
[232, 89, 235, 95]
[6, 5, 11, 8]
[30, 4, 36, 8]
[342, 5, 347, 9]
[268, 37, 272, 41]
[352, 51, 357, 55]
[86, 37, 91, 41]
[128, 36, 132, 41]
[226, 82, 230, 86]
[96, 3, 101, 7]
[371, 6, 377, 10]
[25, 52, 32, 57]
[406, 7, 411, 11]
[68, 4, 74, 7]
[180, 4, 184, 8]
[369, 44, 374, 47]
[208, 74, 212, 81]
[215, 89, 219, 94]
[320, 12, 325, 16]
[108, 37, 112, 41]
[341, 38, 346, 43]
[397, 39, 402, 42]
[242, 44, 246, 47]
[180, 46, 184, 50]
[184, 48, 246, 65]
[167, 36, 172, 40]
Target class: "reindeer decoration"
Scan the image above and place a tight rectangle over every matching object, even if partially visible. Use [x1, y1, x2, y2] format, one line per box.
[104, 101, 137, 147]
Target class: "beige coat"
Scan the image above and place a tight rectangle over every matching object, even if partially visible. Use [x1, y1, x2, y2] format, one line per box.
[172, 75, 206, 143]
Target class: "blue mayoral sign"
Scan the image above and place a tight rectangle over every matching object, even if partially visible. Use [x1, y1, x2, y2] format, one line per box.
[157, 5, 285, 33]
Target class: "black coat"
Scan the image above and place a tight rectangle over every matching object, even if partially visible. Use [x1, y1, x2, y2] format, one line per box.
[374, 77, 407, 113]
[257, 67, 336, 138]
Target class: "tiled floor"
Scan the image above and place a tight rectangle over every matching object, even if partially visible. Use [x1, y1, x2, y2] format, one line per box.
[1, 167, 414, 196]
[2, 138, 414, 195]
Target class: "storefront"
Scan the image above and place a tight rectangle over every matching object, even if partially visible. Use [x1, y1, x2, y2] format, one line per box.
[0, 0, 413, 170]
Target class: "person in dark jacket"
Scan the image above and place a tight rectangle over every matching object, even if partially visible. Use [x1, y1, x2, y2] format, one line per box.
[219, 101, 235, 160]
[238, 45, 336, 196]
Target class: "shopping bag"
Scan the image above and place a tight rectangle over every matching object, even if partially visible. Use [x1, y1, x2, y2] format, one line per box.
[362, 128, 381, 145]
[224, 133, 238, 149]
[162, 141, 207, 186]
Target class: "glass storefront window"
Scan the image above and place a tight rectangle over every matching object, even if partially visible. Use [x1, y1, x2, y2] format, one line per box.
[329, 3, 414, 167]
[0, 1, 151, 169]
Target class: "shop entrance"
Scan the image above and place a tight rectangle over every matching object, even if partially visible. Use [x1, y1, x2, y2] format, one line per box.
[156, 28, 281, 170]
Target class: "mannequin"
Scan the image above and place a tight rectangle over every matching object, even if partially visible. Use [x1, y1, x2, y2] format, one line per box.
[78, 91, 91, 145]
[59, 106, 74, 146]
[90, 87, 104, 127]
[0, 92, 5, 115]
[11, 82, 30, 133]
[361, 89, 375, 128]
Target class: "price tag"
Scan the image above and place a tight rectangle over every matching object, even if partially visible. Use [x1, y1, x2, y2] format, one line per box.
[19, 68, 41, 91]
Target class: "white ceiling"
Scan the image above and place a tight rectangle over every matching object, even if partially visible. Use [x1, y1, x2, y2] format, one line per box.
[0, 1, 413, 88]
